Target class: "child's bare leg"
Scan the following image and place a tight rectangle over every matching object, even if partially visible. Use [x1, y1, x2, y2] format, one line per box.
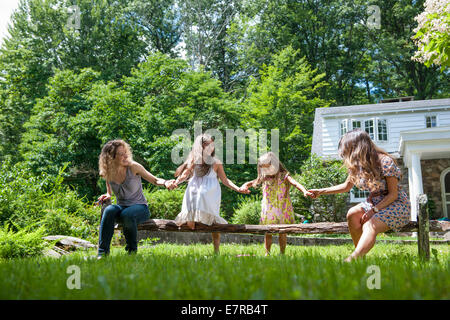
[264, 234, 272, 256]
[279, 233, 287, 254]
[187, 221, 195, 230]
[212, 232, 220, 254]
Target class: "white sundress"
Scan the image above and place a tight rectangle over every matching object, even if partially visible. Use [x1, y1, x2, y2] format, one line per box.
[175, 165, 227, 226]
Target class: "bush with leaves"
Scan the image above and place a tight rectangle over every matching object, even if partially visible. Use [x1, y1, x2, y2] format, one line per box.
[0, 224, 51, 260]
[291, 154, 348, 222]
[0, 160, 100, 243]
[144, 187, 186, 220]
[231, 195, 262, 225]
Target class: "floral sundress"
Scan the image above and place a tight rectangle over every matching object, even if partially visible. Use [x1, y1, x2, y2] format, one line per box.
[260, 174, 295, 224]
[358, 155, 411, 232]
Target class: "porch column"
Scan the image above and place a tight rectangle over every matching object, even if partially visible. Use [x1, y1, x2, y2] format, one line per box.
[410, 152, 424, 221]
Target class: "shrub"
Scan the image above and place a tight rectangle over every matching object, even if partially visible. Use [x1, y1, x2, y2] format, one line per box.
[291, 154, 348, 222]
[0, 224, 51, 259]
[41, 209, 73, 236]
[0, 160, 101, 243]
[144, 187, 185, 220]
[231, 195, 262, 225]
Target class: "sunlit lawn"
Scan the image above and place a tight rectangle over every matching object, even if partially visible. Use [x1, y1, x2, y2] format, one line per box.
[0, 243, 448, 300]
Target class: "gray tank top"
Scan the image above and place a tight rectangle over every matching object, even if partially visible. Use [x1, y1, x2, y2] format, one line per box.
[109, 166, 148, 206]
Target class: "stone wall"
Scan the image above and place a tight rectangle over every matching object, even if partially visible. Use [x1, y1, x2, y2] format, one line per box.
[420, 158, 450, 219]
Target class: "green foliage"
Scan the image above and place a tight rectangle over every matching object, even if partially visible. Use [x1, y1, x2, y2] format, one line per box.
[144, 187, 186, 220]
[244, 46, 330, 171]
[0, 224, 50, 259]
[291, 154, 348, 222]
[0, 160, 100, 243]
[231, 195, 262, 225]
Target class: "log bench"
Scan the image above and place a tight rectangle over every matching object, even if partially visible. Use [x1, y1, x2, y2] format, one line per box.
[102, 194, 449, 260]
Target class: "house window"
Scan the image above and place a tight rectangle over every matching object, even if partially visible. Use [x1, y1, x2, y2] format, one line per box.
[364, 119, 374, 140]
[340, 119, 348, 136]
[426, 115, 437, 128]
[352, 120, 361, 130]
[350, 187, 370, 202]
[377, 119, 388, 141]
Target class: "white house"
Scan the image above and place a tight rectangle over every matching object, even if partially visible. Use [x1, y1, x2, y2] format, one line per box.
[311, 98, 450, 221]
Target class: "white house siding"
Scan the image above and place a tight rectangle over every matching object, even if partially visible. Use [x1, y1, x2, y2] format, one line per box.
[319, 108, 450, 158]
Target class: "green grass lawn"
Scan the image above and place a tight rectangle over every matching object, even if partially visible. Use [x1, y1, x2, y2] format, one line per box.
[0, 243, 448, 300]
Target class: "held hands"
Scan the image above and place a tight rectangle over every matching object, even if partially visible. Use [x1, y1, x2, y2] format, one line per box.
[164, 179, 178, 190]
[307, 189, 323, 199]
[239, 182, 253, 194]
[303, 190, 315, 198]
[238, 186, 251, 194]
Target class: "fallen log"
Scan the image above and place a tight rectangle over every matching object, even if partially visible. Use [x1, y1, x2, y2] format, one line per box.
[135, 219, 450, 234]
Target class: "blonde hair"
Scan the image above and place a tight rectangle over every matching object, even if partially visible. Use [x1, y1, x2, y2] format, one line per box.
[254, 152, 289, 186]
[338, 129, 396, 190]
[175, 133, 217, 178]
[98, 139, 133, 182]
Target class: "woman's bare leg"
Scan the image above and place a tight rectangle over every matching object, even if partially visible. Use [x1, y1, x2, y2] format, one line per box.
[345, 217, 390, 262]
[347, 205, 365, 247]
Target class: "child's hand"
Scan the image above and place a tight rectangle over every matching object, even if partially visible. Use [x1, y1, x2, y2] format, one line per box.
[238, 186, 251, 194]
[240, 184, 249, 192]
[307, 189, 322, 199]
[165, 179, 178, 190]
[303, 190, 314, 198]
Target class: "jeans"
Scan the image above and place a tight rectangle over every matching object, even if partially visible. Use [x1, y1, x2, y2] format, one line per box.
[98, 204, 150, 256]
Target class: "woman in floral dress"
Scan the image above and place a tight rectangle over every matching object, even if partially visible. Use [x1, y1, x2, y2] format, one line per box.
[308, 129, 411, 262]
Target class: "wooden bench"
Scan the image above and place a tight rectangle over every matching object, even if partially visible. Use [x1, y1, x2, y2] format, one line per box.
[102, 194, 449, 260]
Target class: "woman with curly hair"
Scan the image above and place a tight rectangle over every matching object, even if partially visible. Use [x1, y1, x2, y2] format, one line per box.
[308, 129, 411, 262]
[96, 139, 176, 258]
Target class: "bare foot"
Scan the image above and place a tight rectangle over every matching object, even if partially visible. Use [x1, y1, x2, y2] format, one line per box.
[187, 221, 195, 230]
[265, 251, 270, 257]
[344, 254, 358, 262]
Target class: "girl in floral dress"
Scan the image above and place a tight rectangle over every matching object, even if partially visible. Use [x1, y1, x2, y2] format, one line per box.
[241, 152, 313, 255]
[308, 129, 411, 262]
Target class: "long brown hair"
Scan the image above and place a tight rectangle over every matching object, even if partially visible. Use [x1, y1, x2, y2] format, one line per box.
[175, 133, 217, 178]
[338, 129, 395, 190]
[254, 152, 290, 186]
[98, 139, 133, 182]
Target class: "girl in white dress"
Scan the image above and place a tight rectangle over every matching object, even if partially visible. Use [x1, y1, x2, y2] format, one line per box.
[173, 133, 249, 253]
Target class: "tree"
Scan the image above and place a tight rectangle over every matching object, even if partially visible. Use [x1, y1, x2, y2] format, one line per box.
[412, 0, 450, 70]
[0, 0, 147, 162]
[178, 0, 242, 91]
[243, 46, 330, 171]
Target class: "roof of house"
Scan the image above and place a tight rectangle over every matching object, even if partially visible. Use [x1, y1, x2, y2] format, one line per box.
[311, 98, 450, 157]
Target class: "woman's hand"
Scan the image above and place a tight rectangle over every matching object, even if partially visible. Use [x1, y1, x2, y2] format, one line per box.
[303, 190, 314, 198]
[97, 193, 111, 205]
[360, 208, 375, 225]
[308, 189, 324, 199]
[165, 179, 178, 190]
